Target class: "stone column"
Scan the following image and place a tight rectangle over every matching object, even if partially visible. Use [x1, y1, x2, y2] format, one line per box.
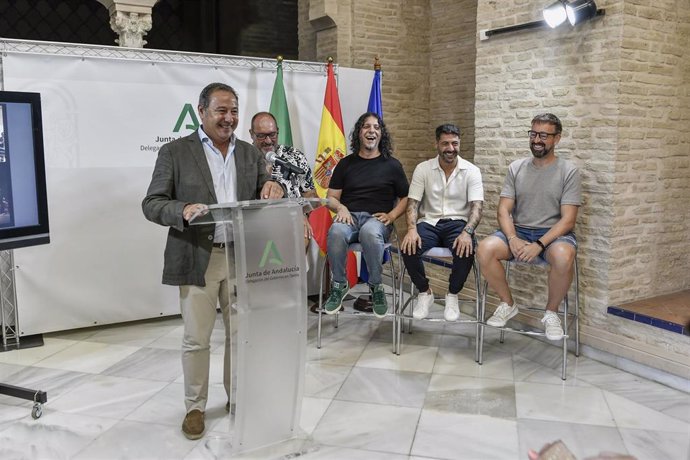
[302, 0, 347, 63]
[97, 0, 160, 48]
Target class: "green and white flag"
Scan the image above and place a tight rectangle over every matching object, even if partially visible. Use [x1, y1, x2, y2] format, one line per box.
[269, 57, 293, 147]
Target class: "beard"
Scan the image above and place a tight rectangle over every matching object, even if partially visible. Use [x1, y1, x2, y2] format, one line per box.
[440, 151, 457, 163]
[362, 139, 379, 151]
[260, 143, 276, 154]
[530, 142, 549, 158]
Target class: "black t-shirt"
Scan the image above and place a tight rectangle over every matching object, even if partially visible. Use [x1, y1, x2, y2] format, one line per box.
[329, 153, 409, 214]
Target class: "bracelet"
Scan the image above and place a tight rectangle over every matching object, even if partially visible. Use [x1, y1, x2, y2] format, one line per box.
[507, 235, 517, 242]
[535, 239, 546, 252]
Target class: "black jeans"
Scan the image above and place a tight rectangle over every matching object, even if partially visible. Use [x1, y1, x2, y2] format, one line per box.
[401, 219, 474, 294]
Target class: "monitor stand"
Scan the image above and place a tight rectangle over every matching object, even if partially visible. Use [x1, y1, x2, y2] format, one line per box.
[0, 249, 48, 419]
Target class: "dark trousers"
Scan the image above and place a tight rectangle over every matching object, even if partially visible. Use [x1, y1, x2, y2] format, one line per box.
[401, 220, 474, 295]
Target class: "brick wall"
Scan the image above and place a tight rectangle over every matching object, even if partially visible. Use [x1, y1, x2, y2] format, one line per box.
[430, 1, 477, 163]
[475, 0, 689, 375]
[611, 0, 690, 300]
[476, 0, 623, 320]
[298, 0, 477, 171]
[298, 0, 431, 176]
[299, 0, 689, 376]
[240, 0, 299, 59]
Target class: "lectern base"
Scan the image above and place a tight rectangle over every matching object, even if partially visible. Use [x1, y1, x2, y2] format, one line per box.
[201, 433, 319, 458]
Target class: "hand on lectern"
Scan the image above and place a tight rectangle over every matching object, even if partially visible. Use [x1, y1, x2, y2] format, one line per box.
[183, 203, 209, 222]
[261, 181, 285, 199]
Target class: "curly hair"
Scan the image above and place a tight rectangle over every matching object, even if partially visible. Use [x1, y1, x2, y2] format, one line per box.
[349, 112, 393, 158]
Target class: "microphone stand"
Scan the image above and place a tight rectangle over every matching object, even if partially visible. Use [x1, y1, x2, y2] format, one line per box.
[279, 166, 300, 195]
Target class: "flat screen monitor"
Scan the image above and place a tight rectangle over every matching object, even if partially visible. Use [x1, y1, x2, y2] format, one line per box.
[0, 91, 49, 251]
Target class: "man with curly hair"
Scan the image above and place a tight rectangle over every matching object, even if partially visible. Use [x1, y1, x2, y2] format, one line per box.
[323, 112, 409, 317]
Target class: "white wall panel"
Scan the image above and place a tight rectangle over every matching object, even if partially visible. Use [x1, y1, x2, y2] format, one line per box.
[2, 45, 372, 334]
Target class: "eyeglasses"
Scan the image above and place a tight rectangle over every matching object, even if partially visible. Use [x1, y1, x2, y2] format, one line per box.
[254, 131, 278, 140]
[528, 130, 559, 141]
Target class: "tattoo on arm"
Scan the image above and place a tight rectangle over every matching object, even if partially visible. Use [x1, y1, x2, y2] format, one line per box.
[466, 201, 483, 230]
[406, 198, 419, 229]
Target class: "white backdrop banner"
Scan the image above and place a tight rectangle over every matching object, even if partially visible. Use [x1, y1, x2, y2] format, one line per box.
[2, 46, 371, 334]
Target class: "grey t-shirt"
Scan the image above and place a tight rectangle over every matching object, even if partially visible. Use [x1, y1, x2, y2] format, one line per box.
[500, 157, 581, 228]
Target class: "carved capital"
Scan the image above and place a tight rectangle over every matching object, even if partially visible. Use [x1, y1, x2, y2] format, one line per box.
[98, 0, 159, 48]
[308, 0, 337, 31]
[97, 0, 159, 15]
[110, 10, 152, 48]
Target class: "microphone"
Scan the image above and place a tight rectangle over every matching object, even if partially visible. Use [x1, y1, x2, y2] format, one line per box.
[265, 151, 305, 177]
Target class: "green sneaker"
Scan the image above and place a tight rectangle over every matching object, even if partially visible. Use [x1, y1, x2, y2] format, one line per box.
[324, 280, 349, 314]
[370, 284, 388, 318]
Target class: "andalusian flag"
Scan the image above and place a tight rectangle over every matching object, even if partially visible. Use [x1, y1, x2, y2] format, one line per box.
[269, 56, 293, 147]
[308, 59, 357, 286]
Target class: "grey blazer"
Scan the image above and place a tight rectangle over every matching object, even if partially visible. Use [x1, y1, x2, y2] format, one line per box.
[142, 130, 271, 286]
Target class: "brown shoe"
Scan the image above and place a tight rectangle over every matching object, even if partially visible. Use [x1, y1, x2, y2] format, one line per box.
[181, 409, 205, 440]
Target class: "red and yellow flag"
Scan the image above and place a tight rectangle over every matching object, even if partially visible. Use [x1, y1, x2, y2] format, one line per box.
[312, 59, 347, 197]
[308, 59, 357, 286]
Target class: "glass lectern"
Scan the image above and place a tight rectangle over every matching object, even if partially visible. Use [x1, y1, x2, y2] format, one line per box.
[190, 198, 321, 454]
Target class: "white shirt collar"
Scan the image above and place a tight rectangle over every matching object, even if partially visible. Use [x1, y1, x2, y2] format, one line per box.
[432, 156, 468, 172]
[197, 126, 236, 150]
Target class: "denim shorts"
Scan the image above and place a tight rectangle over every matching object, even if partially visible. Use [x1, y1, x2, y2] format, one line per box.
[492, 226, 577, 264]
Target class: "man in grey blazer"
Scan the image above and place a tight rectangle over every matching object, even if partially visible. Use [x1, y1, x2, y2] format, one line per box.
[142, 82, 284, 440]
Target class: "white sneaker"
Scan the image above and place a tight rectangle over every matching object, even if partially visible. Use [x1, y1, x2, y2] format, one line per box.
[413, 290, 434, 319]
[486, 302, 518, 327]
[444, 294, 460, 321]
[542, 311, 564, 340]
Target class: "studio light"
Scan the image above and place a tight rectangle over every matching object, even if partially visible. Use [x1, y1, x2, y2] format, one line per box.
[480, 0, 605, 41]
[543, 1, 568, 28]
[565, 0, 599, 26]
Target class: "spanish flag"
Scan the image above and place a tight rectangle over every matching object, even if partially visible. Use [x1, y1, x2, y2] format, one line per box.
[308, 59, 357, 286]
[312, 59, 347, 197]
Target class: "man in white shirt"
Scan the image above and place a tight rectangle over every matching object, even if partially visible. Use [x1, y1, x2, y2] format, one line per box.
[400, 124, 484, 321]
[143, 83, 284, 440]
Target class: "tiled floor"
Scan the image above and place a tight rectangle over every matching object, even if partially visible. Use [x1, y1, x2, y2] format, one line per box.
[0, 308, 688, 460]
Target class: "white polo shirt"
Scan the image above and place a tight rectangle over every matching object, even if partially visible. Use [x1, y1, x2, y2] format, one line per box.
[408, 156, 484, 226]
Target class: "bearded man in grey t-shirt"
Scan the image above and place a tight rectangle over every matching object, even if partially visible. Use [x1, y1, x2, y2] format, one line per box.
[477, 113, 581, 340]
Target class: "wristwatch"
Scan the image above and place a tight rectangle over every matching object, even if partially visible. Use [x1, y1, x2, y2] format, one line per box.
[463, 226, 475, 235]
